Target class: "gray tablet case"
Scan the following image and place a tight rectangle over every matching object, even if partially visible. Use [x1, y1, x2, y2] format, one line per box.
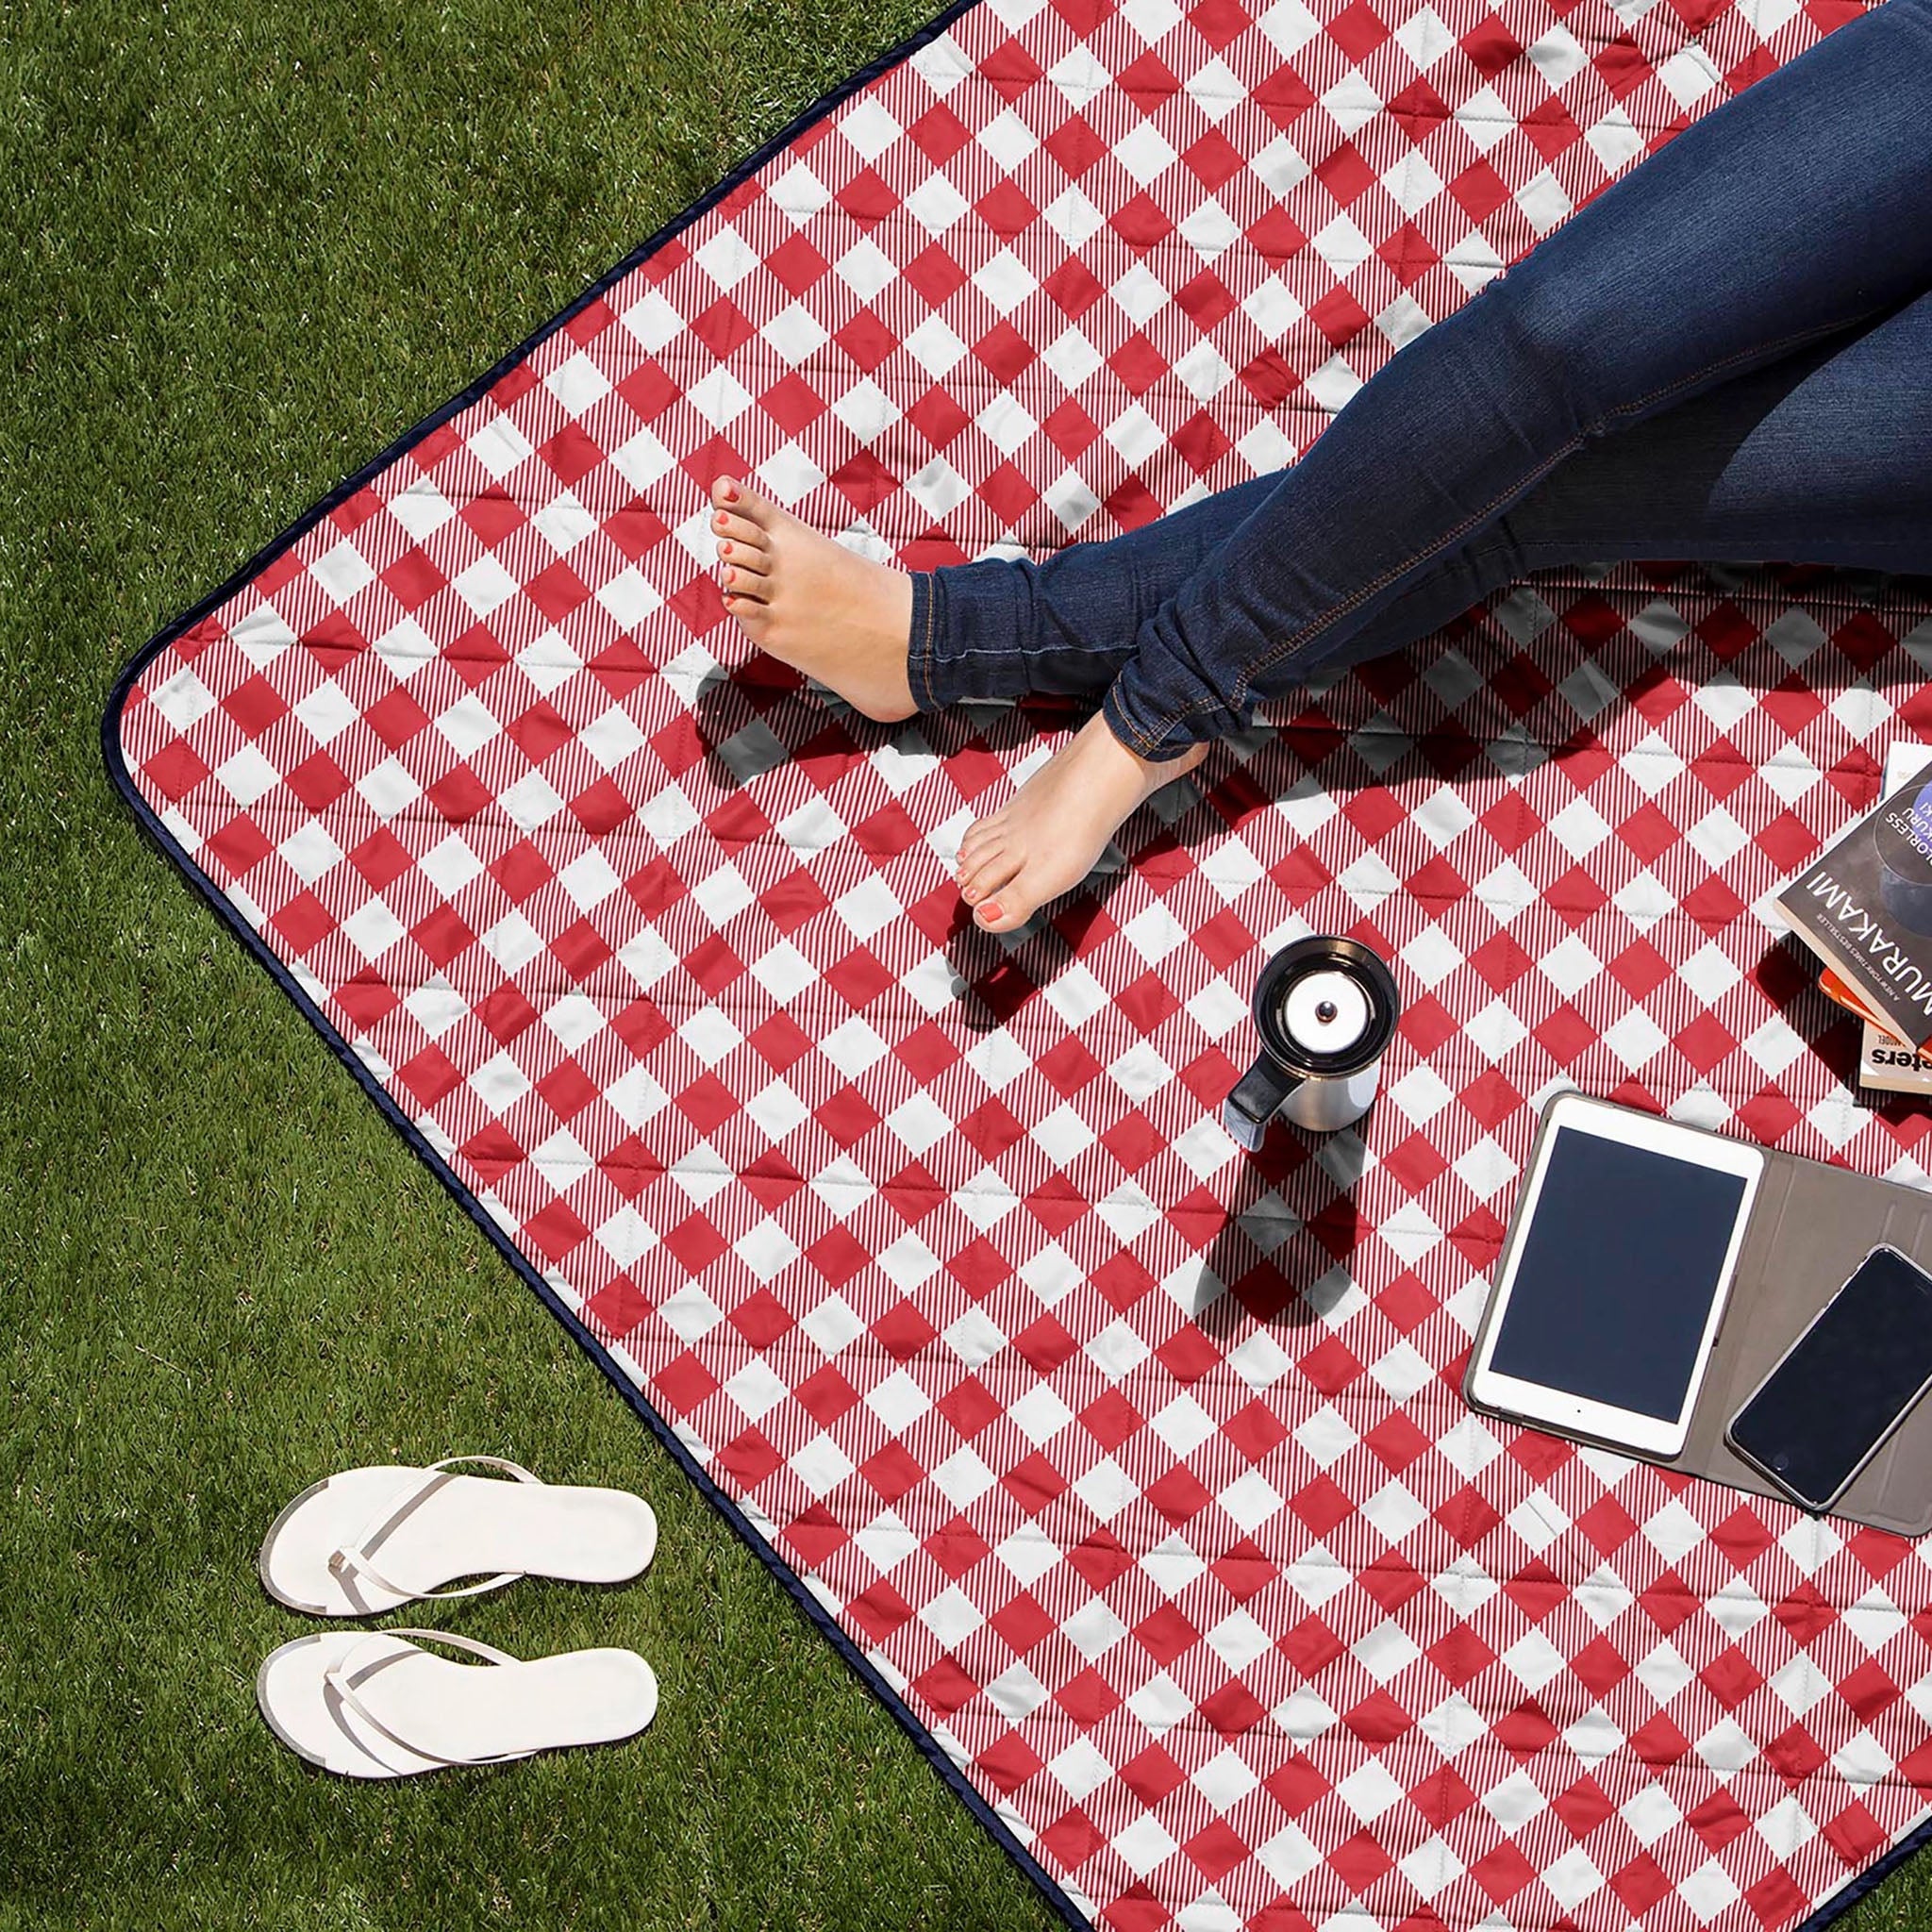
[1464, 1095, 1932, 1538]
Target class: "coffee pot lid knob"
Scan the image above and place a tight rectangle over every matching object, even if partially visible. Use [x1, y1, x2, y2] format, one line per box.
[1282, 968, 1371, 1055]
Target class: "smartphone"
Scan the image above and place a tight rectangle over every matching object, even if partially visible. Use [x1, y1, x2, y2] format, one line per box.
[1725, 1244, 1932, 1513]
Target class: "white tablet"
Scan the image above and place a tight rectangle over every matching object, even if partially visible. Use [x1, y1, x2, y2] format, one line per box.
[1467, 1092, 1765, 1458]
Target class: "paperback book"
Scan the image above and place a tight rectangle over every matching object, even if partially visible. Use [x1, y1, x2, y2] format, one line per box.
[1776, 741, 1932, 1090]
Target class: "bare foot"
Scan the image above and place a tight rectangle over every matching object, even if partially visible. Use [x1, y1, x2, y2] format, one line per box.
[709, 476, 917, 723]
[956, 710, 1208, 933]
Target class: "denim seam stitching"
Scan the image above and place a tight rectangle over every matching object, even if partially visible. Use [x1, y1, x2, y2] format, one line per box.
[1124, 308, 1882, 752]
[1105, 683, 1171, 759]
[939, 642, 1139, 663]
[913, 572, 939, 710]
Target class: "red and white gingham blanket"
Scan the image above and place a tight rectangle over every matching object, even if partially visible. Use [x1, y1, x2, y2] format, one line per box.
[108, 0, 1932, 1924]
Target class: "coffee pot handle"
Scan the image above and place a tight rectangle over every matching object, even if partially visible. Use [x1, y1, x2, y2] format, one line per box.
[1224, 1055, 1302, 1151]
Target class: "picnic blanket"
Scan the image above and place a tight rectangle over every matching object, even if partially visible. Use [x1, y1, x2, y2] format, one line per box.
[106, 0, 1932, 1924]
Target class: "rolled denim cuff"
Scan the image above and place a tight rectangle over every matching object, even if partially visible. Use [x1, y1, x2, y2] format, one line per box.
[910, 559, 1034, 712]
[918, 551, 1146, 713]
[910, 554, 1046, 711]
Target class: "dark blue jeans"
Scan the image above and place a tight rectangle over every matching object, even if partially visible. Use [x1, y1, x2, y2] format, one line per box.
[905, 0, 1932, 756]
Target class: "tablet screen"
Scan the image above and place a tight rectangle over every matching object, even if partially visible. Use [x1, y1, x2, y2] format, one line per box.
[1489, 1126, 1753, 1422]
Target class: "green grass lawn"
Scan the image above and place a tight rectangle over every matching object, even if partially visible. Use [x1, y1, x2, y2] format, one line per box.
[4, 3, 1930, 1927]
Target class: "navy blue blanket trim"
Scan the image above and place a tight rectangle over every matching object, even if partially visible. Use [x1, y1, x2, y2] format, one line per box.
[1799, 1815, 1932, 1932]
[100, 6, 1090, 1928]
[99, 1, 1932, 1924]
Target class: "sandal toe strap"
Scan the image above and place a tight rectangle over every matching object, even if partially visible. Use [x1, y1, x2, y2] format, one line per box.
[327, 1456, 541, 1605]
[323, 1628, 529, 1769]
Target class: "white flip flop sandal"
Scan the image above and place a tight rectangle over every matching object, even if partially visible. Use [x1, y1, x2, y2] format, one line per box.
[256, 1627, 659, 1778]
[258, 1456, 658, 1616]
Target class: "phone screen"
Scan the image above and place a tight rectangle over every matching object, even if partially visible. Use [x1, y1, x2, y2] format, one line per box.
[1727, 1247, 1932, 1509]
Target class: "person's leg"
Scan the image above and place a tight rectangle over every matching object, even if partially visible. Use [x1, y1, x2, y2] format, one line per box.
[708, 280, 1932, 924]
[1102, 0, 1932, 758]
[945, 287, 1932, 918]
[703, 466, 1275, 724]
[913, 279, 1932, 711]
[1309, 286, 1932, 681]
[908, 475, 1279, 708]
[951, 0, 1932, 928]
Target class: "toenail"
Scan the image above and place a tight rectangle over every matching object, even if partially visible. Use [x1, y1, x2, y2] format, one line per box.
[962, 886, 978, 902]
[723, 481, 740, 501]
[982, 902, 1002, 920]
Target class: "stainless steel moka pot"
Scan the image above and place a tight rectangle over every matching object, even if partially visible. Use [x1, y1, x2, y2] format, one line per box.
[1224, 936, 1402, 1146]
